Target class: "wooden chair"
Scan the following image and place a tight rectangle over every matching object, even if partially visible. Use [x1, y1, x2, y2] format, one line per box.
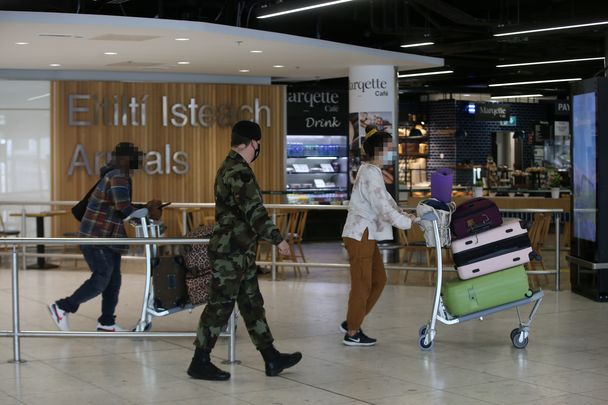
[0, 216, 20, 264]
[256, 211, 290, 276]
[176, 208, 202, 235]
[398, 226, 434, 286]
[284, 209, 309, 274]
[527, 213, 552, 288]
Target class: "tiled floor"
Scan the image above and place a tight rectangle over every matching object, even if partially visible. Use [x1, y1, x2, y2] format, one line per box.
[0, 242, 605, 405]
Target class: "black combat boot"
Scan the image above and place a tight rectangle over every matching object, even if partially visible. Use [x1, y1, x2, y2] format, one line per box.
[187, 348, 231, 381]
[260, 345, 302, 377]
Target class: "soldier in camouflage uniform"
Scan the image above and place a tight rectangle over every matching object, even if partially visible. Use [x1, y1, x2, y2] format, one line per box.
[187, 121, 302, 381]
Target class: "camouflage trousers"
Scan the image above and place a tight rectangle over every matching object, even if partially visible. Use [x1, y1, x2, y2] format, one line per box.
[194, 250, 274, 352]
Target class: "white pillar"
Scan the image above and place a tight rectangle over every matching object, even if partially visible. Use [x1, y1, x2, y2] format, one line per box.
[348, 65, 398, 197]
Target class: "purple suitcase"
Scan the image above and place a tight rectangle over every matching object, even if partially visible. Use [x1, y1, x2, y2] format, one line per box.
[451, 197, 502, 239]
[456, 247, 533, 280]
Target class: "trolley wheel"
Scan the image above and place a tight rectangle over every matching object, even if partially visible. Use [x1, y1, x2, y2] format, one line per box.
[510, 329, 528, 349]
[418, 325, 428, 337]
[510, 328, 520, 340]
[418, 336, 434, 351]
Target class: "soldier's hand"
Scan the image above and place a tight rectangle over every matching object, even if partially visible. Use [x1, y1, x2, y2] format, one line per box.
[278, 240, 291, 257]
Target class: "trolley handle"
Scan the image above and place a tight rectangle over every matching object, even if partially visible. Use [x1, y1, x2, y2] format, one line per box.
[124, 208, 149, 225]
[420, 212, 438, 222]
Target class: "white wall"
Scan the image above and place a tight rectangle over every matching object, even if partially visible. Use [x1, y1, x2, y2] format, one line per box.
[0, 80, 51, 235]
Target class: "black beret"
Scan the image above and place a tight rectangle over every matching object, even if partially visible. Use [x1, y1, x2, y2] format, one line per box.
[232, 120, 262, 141]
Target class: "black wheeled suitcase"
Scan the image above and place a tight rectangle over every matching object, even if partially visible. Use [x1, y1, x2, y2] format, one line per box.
[152, 256, 188, 310]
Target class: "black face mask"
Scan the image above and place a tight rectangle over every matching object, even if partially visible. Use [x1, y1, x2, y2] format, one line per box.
[251, 141, 261, 163]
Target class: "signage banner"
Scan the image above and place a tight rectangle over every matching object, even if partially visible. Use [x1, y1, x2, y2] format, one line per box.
[555, 100, 571, 115]
[286, 85, 348, 135]
[475, 103, 510, 121]
[348, 65, 398, 201]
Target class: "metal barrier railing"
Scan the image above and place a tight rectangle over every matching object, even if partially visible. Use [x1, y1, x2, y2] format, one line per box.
[1, 201, 564, 289]
[0, 236, 240, 365]
[0, 201, 564, 364]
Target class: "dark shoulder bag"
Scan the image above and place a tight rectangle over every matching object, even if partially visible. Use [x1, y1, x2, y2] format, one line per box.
[71, 180, 102, 222]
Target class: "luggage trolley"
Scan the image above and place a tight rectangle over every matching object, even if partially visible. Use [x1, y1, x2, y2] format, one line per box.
[417, 212, 544, 351]
[126, 209, 237, 345]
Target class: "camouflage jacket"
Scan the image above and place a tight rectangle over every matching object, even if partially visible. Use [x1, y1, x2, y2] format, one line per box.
[209, 150, 283, 255]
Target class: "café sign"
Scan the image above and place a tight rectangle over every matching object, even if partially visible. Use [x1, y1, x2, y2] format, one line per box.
[475, 103, 510, 121]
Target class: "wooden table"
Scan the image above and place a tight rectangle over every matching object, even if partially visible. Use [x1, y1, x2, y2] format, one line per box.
[10, 210, 67, 269]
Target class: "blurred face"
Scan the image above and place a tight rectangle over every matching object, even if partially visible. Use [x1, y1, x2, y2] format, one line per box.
[378, 139, 396, 165]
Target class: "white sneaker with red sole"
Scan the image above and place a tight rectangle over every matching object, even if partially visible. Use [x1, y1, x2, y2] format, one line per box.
[48, 303, 70, 331]
[96, 323, 128, 332]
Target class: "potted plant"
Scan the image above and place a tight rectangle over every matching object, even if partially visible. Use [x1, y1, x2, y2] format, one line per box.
[473, 179, 484, 197]
[548, 173, 562, 199]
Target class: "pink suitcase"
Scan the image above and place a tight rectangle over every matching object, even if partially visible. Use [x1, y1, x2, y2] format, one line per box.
[456, 247, 533, 280]
[451, 219, 527, 255]
[452, 219, 533, 280]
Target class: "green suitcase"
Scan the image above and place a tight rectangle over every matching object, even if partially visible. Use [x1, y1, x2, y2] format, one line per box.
[441, 265, 531, 317]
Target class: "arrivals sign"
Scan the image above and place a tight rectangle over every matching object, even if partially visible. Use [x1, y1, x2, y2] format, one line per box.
[286, 85, 348, 135]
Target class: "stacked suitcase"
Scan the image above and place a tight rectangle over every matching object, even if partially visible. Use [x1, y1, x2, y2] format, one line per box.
[442, 198, 534, 317]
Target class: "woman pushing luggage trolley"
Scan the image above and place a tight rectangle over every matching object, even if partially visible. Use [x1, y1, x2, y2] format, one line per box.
[416, 211, 544, 351]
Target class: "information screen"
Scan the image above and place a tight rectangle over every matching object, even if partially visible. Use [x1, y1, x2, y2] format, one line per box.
[572, 91, 597, 242]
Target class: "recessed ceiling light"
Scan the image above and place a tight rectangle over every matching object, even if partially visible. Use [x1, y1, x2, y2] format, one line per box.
[239, 69, 250, 73]
[104, 52, 118, 55]
[15, 42, 29, 45]
[258, 0, 352, 18]
[496, 56, 605, 68]
[398, 70, 453, 78]
[488, 78, 582, 87]
[490, 94, 543, 99]
[494, 20, 608, 37]
[400, 42, 435, 48]
[175, 37, 190, 41]
[177, 61, 190, 65]
[462, 94, 471, 97]
[49, 63, 61, 67]
[272, 65, 285, 68]
[250, 50, 263, 53]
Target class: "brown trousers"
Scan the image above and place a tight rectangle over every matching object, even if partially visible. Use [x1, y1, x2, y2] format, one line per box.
[343, 229, 387, 332]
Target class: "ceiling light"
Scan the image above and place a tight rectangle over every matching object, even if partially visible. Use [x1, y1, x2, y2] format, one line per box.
[250, 50, 263, 53]
[494, 20, 608, 37]
[257, 0, 353, 19]
[272, 65, 285, 68]
[239, 69, 250, 73]
[398, 70, 453, 78]
[490, 94, 543, 99]
[27, 93, 50, 101]
[488, 78, 581, 87]
[49, 63, 61, 67]
[400, 42, 435, 48]
[174, 37, 190, 41]
[104, 52, 118, 55]
[497, 56, 604, 68]
[462, 94, 471, 97]
[15, 42, 28, 45]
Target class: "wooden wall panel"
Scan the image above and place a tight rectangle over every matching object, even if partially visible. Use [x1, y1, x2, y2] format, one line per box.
[51, 81, 284, 237]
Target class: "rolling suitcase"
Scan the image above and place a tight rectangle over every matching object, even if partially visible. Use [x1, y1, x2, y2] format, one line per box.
[452, 219, 533, 279]
[152, 255, 188, 310]
[441, 265, 532, 317]
[451, 197, 502, 239]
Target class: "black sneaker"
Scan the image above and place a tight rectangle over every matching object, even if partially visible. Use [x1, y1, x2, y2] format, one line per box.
[340, 321, 368, 336]
[343, 331, 377, 347]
